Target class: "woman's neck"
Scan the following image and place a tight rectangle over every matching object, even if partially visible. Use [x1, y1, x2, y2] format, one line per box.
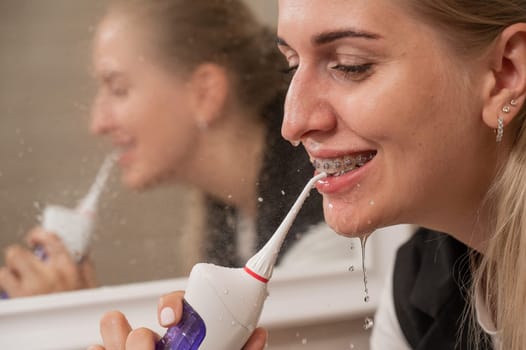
[186, 112, 266, 218]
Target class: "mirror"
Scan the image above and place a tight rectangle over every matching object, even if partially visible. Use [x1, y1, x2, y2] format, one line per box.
[0, 0, 365, 294]
[0, 0, 202, 287]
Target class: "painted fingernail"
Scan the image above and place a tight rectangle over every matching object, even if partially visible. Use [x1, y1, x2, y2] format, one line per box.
[160, 307, 176, 326]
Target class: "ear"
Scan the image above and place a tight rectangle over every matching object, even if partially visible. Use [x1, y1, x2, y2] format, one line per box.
[187, 63, 229, 128]
[482, 23, 526, 129]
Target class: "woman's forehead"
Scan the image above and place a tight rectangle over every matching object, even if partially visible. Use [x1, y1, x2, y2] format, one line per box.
[276, 0, 441, 57]
[277, 0, 418, 41]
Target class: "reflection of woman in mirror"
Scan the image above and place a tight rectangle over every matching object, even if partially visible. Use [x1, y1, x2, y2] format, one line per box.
[0, 0, 345, 301]
[94, 0, 526, 349]
[90, 0, 336, 270]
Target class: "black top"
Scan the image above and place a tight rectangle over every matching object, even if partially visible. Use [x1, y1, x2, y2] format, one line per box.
[203, 96, 325, 267]
[393, 228, 492, 349]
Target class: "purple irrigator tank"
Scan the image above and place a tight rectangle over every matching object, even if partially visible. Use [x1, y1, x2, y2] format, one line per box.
[155, 300, 206, 350]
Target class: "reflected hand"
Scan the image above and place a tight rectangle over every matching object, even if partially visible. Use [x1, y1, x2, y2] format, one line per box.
[87, 291, 268, 350]
[0, 227, 97, 297]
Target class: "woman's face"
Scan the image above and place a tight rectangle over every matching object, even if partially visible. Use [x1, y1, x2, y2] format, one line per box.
[278, 0, 495, 237]
[91, 13, 198, 190]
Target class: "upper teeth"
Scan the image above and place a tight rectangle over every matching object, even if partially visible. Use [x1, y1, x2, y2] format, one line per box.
[312, 152, 376, 175]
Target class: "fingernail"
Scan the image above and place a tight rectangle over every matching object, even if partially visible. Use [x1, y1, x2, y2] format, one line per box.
[160, 307, 175, 326]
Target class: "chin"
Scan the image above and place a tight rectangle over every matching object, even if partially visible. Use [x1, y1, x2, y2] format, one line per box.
[121, 170, 150, 191]
[323, 204, 377, 238]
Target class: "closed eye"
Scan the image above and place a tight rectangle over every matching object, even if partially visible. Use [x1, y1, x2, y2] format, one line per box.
[330, 63, 373, 81]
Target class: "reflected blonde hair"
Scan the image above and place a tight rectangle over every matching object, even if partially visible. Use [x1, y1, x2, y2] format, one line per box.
[404, 1, 526, 349]
[108, 0, 287, 120]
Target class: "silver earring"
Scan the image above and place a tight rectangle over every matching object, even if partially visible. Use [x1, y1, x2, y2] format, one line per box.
[502, 105, 511, 113]
[496, 117, 504, 143]
[511, 99, 519, 106]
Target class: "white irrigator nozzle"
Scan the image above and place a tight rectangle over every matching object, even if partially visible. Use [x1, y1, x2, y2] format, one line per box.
[76, 153, 116, 216]
[245, 172, 327, 281]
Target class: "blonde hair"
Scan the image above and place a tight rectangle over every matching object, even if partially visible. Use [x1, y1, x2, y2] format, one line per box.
[404, 1, 526, 349]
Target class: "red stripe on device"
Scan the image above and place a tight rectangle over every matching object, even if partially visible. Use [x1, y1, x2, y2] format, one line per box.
[244, 266, 269, 283]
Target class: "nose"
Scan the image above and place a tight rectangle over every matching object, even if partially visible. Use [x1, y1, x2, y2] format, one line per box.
[90, 93, 114, 136]
[281, 69, 337, 142]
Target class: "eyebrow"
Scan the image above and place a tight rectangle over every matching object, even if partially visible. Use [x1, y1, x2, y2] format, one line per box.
[277, 28, 381, 48]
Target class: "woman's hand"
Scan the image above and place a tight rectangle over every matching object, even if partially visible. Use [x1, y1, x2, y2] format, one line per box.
[88, 291, 268, 350]
[0, 227, 97, 297]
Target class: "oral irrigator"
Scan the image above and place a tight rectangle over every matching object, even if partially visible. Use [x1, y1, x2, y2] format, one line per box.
[155, 172, 327, 350]
[39, 153, 115, 262]
[0, 155, 115, 299]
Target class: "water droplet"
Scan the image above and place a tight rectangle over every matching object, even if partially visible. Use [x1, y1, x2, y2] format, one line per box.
[228, 194, 233, 199]
[363, 317, 374, 330]
[360, 236, 370, 304]
[231, 321, 236, 327]
[258, 197, 264, 203]
[223, 289, 229, 295]
[356, 183, 361, 188]
[349, 343, 355, 349]
[328, 202, 334, 209]
[291, 140, 301, 147]
[281, 190, 286, 196]
[348, 265, 355, 272]
[301, 338, 308, 345]
[369, 200, 375, 206]
[364, 295, 370, 303]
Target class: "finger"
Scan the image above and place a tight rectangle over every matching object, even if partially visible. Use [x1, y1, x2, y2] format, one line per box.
[157, 291, 185, 327]
[26, 226, 52, 247]
[125, 327, 159, 350]
[27, 227, 76, 266]
[35, 232, 74, 265]
[100, 311, 132, 350]
[242, 328, 268, 350]
[87, 345, 105, 350]
[4, 245, 40, 277]
[0, 266, 20, 295]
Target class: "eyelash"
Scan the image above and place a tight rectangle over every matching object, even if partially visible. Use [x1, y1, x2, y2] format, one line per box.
[282, 63, 374, 81]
